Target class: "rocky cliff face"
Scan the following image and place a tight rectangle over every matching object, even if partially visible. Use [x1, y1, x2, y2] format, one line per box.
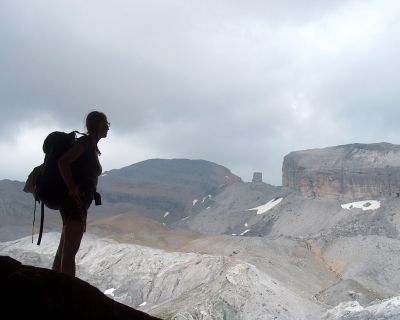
[282, 143, 400, 199]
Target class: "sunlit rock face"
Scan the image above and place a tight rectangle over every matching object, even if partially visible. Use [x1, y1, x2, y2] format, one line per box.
[282, 143, 400, 199]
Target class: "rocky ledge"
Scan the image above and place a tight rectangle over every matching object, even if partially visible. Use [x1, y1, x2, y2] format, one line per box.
[282, 142, 400, 199]
[0, 255, 160, 320]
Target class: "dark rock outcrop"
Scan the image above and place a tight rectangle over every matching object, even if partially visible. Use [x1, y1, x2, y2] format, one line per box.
[282, 143, 400, 199]
[0, 255, 160, 320]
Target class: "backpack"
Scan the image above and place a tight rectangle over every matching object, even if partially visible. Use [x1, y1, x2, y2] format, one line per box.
[24, 131, 85, 245]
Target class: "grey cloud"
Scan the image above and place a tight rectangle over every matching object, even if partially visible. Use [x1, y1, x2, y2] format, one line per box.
[1, 0, 399, 184]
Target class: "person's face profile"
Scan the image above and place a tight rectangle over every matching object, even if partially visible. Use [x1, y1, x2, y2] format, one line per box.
[98, 119, 110, 138]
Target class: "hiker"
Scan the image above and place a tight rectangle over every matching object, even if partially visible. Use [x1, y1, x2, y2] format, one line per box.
[52, 111, 109, 276]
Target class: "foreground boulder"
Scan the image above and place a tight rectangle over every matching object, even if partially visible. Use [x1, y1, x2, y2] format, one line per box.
[0, 255, 160, 320]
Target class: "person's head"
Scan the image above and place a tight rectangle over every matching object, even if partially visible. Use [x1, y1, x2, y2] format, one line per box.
[85, 111, 110, 140]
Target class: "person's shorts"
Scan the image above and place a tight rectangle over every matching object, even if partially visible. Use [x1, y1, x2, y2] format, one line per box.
[59, 191, 93, 230]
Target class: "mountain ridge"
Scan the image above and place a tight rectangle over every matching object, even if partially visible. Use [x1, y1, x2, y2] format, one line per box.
[2, 145, 400, 319]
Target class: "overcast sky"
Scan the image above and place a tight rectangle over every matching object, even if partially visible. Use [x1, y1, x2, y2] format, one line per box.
[1, 0, 400, 185]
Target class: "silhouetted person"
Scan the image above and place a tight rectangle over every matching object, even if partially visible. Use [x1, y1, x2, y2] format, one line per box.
[52, 111, 109, 276]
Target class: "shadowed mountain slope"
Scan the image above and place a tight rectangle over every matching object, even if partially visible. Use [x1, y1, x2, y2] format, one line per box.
[94, 158, 241, 223]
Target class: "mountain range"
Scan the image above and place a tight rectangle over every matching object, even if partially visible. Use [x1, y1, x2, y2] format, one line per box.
[2, 144, 400, 319]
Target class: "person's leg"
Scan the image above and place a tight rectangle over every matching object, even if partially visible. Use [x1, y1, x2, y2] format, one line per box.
[60, 220, 85, 276]
[52, 229, 65, 272]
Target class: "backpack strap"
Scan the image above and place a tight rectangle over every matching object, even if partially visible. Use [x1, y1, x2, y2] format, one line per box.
[37, 202, 45, 245]
[31, 199, 37, 244]
[31, 199, 44, 245]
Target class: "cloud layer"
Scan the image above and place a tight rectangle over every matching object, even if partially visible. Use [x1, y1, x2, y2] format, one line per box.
[1, 0, 400, 184]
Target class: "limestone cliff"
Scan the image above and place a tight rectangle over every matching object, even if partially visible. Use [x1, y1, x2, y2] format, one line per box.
[282, 143, 400, 198]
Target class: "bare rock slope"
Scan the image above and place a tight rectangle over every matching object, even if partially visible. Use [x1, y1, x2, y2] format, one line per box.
[4, 229, 400, 319]
[0, 233, 323, 320]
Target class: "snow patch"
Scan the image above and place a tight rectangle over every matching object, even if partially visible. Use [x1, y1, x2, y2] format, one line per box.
[138, 301, 147, 307]
[163, 211, 170, 218]
[104, 288, 116, 297]
[193, 199, 198, 206]
[232, 229, 250, 236]
[341, 200, 380, 211]
[248, 197, 283, 215]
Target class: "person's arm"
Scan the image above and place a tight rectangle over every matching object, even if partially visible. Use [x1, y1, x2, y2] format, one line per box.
[58, 141, 87, 199]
